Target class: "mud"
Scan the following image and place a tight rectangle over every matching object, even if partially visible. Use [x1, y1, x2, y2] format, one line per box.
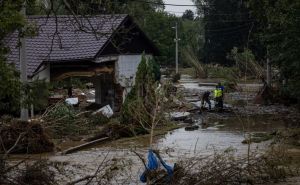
[6, 75, 299, 184]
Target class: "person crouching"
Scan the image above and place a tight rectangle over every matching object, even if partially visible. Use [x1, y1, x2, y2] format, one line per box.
[201, 91, 212, 110]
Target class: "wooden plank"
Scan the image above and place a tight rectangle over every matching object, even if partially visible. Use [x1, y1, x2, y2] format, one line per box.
[62, 137, 110, 155]
[198, 83, 217, 87]
[53, 67, 114, 81]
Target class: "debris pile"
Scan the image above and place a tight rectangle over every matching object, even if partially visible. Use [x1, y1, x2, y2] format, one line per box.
[0, 158, 57, 185]
[93, 105, 114, 118]
[42, 103, 110, 137]
[167, 148, 296, 185]
[0, 121, 54, 154]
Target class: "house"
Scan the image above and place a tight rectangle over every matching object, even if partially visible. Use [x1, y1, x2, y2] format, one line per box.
[4, 14, 159, 111]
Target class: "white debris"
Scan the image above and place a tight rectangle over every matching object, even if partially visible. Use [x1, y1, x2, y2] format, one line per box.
[93, 105, 114, 118]
[170, 112, 191, 120]
[89, 90, 95, 95]
[86, 99, 96, 103]
[192, 100, 214, 109]
[65, 98, 79, 105]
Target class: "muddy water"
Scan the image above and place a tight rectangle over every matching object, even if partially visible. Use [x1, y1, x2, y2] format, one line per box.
[47, 118, 274, 184]
[156, 128, 262, 157]
[47, 75, 281, 184]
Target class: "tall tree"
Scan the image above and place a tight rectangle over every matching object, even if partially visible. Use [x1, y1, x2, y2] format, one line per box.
[193, 0, 253, 65]
[180, 18, 205, 65]
[0, 0, 24, 115]
[182, 9, 195, 20]
[248, 0, 300, 101]
[140, 11, 178, 66]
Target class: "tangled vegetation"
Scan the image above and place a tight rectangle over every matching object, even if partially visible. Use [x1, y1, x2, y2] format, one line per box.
[0, 120, 54, 154]
[121, 55, 161, 127]
[0, 159, 57, 185]
[135, 145, 298, 185]
[42, 103, 110, 138]
[2, 143, 297, 185]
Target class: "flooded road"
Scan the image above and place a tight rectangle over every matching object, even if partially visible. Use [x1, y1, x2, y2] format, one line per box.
[156, 128, 262, 157]
[48, 116, 274, 184]
[49, 126, 268, 184]
[45, 75, 282, 184]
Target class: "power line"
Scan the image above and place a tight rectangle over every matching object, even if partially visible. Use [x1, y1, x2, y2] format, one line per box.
[206, 26, 252, 35]
[30, 1, 252, 16]
[204, 19, 255, 23]
[162, 10, 250, 16]
[165, 10, 196, 14]
[206, 22, 253, 32]
[133, 0, 200, 7]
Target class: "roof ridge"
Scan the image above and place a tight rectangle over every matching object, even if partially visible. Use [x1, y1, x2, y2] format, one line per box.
[27, 14, 128, 19]
[5, 14, 138, 77]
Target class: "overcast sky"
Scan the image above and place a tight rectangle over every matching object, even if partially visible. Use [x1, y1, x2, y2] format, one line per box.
[164, 0, 197, 16]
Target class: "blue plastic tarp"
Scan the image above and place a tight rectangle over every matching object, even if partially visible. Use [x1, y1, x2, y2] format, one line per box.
[140, 150, 173, 183]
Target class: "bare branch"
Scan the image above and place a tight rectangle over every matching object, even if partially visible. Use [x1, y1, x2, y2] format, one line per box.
[5, 132, 25, 157]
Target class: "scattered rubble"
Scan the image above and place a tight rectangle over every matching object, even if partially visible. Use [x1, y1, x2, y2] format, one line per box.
[48, 94, 64, 105]
[0, 121, 54, 154]
[65, 97, 79, 106]
[1, 74, 299, 184]
[92, 105, 114, 118]
[170, 112, 191, 121]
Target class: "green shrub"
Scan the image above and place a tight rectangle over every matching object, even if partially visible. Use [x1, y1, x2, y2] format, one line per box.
[44, 103, 80, 137]
[88, 114, 110, 126]
[24, 79, 50, 112]
[120, 86, 137, 124]
[0, 60, 21, 115]
[121, 54, 160, 125]
[47, 103, 76, 121]
[120, 55, 165, 138]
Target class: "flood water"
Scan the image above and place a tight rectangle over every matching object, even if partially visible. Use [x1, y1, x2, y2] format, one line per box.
[156, 128, 262, 157]
[43, 75, 280, 184]
[48, 113, 277, 184]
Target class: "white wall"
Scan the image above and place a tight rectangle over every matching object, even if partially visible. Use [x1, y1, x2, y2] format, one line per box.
[114, 54, 153, 103]
[115, 55, 152, 88]
[32, 64, 50, 82]
[115, 55, 141, 88]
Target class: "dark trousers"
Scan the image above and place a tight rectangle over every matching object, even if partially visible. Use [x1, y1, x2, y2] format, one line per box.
[216, 97, 223, 109]
[202, 98, 211, 110]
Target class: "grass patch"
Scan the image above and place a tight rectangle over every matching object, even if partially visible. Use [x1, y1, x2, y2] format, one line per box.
[179, 68, 196, 77]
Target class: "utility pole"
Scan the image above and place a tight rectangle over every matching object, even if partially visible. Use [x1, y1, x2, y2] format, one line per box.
[20, 1, 29, 121]
[266, 52, 271, 86]
[173, 22, 179, 74]
[266, 24, 272, 86]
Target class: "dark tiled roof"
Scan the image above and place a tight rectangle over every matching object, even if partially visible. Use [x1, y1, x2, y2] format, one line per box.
[4, 15, 127, 76]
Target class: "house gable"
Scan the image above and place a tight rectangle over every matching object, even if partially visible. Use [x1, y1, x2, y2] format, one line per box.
[98, 16, 160, 56]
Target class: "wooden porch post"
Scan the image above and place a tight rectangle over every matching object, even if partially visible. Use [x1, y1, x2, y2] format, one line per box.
[94, 76, 102, 104]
